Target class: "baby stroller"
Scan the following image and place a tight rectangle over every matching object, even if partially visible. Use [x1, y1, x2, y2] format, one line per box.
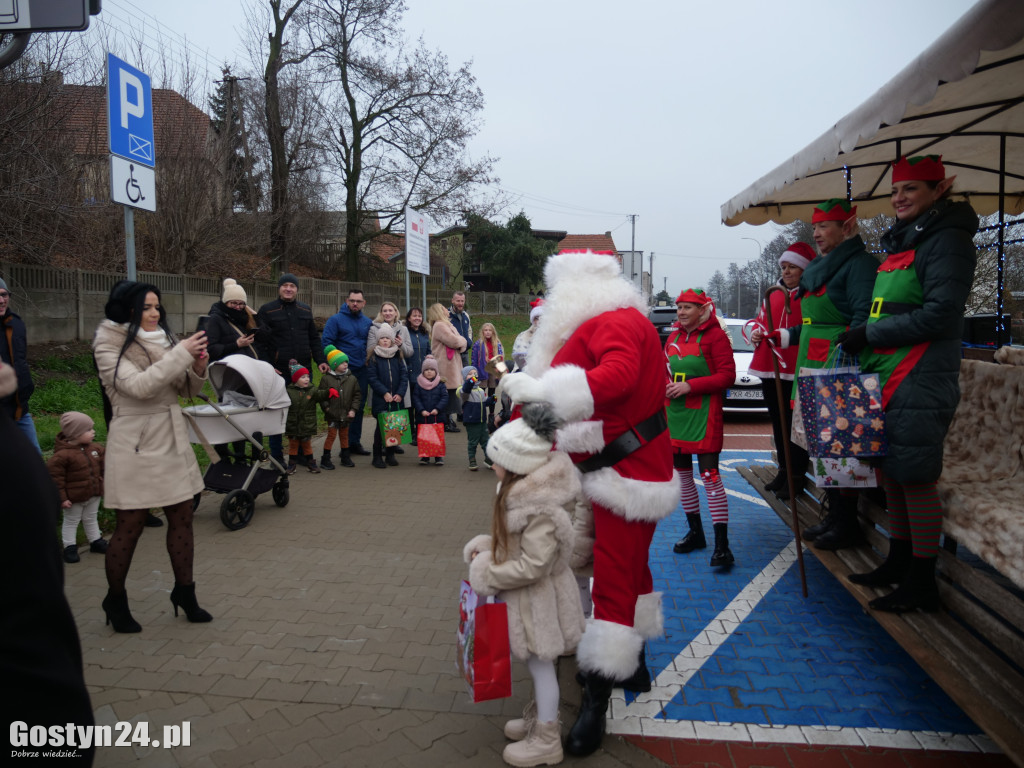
[183, 357, 291, 530]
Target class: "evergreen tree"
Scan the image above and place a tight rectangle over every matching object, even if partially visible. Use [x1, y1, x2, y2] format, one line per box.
[209, 66, 260, 213]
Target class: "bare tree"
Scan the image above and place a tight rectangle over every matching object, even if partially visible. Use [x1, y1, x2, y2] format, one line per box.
[306, 0, 497, 280]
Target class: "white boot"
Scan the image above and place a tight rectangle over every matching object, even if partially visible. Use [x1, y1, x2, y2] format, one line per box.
[502, 719, 563, 767]
[504, 700, 536, 741]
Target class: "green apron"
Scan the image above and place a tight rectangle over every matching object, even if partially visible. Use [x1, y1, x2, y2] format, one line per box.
[859, 250, 927, 410]
[789, 287, 848, 402]
[666, 329, 719, 452]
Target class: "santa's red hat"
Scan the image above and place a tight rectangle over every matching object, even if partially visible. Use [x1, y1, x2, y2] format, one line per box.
[811, 199, 857, 223]
[675, 288, 711, 306]
[891, 155, 945, 183]
[778, 242, 816, 270]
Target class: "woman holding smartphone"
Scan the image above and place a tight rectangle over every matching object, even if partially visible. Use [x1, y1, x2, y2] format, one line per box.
[665, 289, 736, 567]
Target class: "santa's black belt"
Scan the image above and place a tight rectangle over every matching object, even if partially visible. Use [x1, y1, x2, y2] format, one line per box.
[575, 410, 667, 474]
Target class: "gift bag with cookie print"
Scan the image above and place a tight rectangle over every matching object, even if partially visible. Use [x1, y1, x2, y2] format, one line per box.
[799, 367, 887, 459]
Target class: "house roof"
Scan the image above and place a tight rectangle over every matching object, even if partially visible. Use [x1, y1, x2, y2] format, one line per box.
[54, 84, 210, 157]
[557, 233, 618, 253]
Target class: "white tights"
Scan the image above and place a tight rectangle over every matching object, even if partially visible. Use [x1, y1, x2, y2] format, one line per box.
[62, 496, 101, 547]
[527, 654, 559, 723]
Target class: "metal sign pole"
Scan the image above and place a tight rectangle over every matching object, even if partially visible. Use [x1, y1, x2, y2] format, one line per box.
[124, 206, 137, 280]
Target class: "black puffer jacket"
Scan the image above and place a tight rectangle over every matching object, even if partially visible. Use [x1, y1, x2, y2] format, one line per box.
[864, 199, 978, 484]
[206, 301, 273, 362]
[256, 298, 326, 372]
[0, 309, 33, 419]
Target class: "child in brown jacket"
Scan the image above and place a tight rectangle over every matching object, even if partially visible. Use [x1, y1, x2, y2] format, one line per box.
[46, 411, 106, 564]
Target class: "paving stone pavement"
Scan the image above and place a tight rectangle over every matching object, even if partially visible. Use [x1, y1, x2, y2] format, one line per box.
[64, 424, 666, 768]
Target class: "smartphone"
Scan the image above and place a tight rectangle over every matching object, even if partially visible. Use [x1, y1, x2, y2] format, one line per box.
[195, 315, 209, 334]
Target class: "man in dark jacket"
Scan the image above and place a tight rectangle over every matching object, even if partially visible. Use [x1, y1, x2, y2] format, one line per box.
[321, 289, 374, 455]
[0, 277, 40, 452]
[257, 274, 328, 463]
[449, 290, 472, 366]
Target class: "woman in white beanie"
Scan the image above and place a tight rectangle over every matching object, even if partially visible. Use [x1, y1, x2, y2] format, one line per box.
[463, 403, 586, 767]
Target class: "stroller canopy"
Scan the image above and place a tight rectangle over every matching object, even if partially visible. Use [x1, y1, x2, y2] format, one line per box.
[207, 357, 290, 410]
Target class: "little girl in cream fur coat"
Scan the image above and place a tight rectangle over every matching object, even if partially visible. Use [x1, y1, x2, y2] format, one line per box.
[464, 403, 586, 767]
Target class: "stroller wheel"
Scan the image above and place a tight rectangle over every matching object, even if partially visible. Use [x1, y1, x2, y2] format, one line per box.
[272, 479, 290, 508]
[220, 489, 255, 530]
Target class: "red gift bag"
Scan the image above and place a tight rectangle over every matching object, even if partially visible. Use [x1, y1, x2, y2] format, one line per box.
[456, 580, 512, 702]
[417, 423, 446, 458]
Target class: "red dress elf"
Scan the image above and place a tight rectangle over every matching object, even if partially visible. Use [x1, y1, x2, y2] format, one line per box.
[665, 289, 736, 566]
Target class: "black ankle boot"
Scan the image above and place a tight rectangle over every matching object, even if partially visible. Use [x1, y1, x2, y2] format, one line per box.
[372, 447, 386, 468]
[673, 514, 706, 554]
[102, 590, 141, 633]
[340, 448, 355, 467]
[320, 452, 335, 470]
[170, 582, 213, 623]
[710, 523, 735, 567]
[849, 538, 913, 587]
[775, 474, 803, 501]
[765, 471, 787, 492]
[869, 556, 941, 613]
[813, 494, 865, 551]
[615, 647, 652, 693]
[802, 490, 841, 541]
[385, 448, 399, 466]
[566, 672, 615, 757]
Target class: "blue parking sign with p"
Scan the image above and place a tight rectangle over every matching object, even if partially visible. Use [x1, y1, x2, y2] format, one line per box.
[107, 53, 155, 168]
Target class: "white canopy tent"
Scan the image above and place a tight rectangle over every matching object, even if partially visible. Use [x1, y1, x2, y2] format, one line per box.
[721, 0, 1024, 227]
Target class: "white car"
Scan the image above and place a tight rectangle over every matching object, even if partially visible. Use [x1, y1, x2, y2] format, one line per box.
[722, 319, 766, 413]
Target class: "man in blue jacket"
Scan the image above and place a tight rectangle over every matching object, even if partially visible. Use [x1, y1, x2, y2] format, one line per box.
[0, 277, 40, 453]
[322, 289, 373, 455]
[257, 274, 328, 464]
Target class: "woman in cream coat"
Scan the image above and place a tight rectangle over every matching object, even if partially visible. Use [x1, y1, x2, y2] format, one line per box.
[93, 281, 213, 633]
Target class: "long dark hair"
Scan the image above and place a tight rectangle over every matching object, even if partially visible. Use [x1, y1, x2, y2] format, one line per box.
[97, 281, 177, 427]
[405, 307, 425, 331]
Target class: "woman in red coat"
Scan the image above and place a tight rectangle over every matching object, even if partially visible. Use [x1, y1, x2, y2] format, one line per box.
[666, 289, 736, 566]
[749, 242, 814, 500]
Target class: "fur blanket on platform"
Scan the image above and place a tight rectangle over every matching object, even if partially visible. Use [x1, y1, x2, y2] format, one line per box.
[937, 345, 1024, 589]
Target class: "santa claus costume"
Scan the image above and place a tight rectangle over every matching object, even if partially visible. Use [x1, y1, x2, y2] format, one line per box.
[502, 250, 677, 757]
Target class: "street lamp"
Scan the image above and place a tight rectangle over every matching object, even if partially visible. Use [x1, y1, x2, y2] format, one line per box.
[740, 237, 762, 317]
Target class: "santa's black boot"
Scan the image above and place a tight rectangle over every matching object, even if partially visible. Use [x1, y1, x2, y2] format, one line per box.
[566, 672, 615, 757]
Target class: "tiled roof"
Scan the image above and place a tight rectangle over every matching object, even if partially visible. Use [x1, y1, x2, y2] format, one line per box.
[53, 84, 210, 157]
[557, 233, 618, 253]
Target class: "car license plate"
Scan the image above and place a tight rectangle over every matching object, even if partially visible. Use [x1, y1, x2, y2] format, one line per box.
[727, 389, 763, 400]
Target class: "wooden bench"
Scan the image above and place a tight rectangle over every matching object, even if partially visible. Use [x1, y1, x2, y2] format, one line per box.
[739, 347, 1024, 766]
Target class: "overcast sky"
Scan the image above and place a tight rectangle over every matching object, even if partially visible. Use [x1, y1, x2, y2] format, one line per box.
[97, 0, 973, 298]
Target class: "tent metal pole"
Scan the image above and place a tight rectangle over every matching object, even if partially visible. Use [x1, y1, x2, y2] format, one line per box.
[997, 135, 1007, 347]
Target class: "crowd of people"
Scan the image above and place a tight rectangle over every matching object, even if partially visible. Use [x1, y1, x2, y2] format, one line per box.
[2, 153, 981, 767]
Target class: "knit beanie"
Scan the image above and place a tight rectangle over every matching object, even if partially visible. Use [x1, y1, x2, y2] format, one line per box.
[421, 355, 439, 374]
[288, 359, 309, 383]
[462, 365, 479, 380]
[278, 273, 299, 287]
[325, 345, 349, 370]
[778, 242, 816, 270]
[60, 411, 94, 440]
[222, 278, 247, 304]
[0, 277, 7, 292]
[486, 403, 558, 475]
[375, 323, 396, 342]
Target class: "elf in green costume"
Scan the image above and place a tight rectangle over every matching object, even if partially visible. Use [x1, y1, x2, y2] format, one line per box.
[839, 155, 977, 613]
[770, 199, 876, 551]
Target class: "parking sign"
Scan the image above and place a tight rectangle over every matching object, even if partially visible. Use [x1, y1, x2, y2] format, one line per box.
[107, 53, 155, 167]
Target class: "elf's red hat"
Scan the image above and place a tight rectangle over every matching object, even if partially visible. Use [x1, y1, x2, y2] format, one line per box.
[811, 199, 857, 223]
[891, 155, 945, 183]
[675, 288, 711, 306]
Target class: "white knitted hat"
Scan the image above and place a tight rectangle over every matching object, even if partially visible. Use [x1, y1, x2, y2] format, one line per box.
[222, 278, 247, 304]
[486, 403, 559, 475]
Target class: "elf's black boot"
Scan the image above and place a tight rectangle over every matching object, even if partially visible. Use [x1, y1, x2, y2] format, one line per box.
[869, 556, 941, 613]
[802, 489, 842, 541]
[615, 647, 652, 693]
[673, 514, 706, 554]
[849, 537, 913, 587]
[813, 493, 865, 551]
[710, 523, 735, 567]
[566, 672, 615, 757]
[339, 448, 355, 467]
[320, 452, 335, 470]
[102, 590, 141, 633]
[764, 470, 786, 492]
